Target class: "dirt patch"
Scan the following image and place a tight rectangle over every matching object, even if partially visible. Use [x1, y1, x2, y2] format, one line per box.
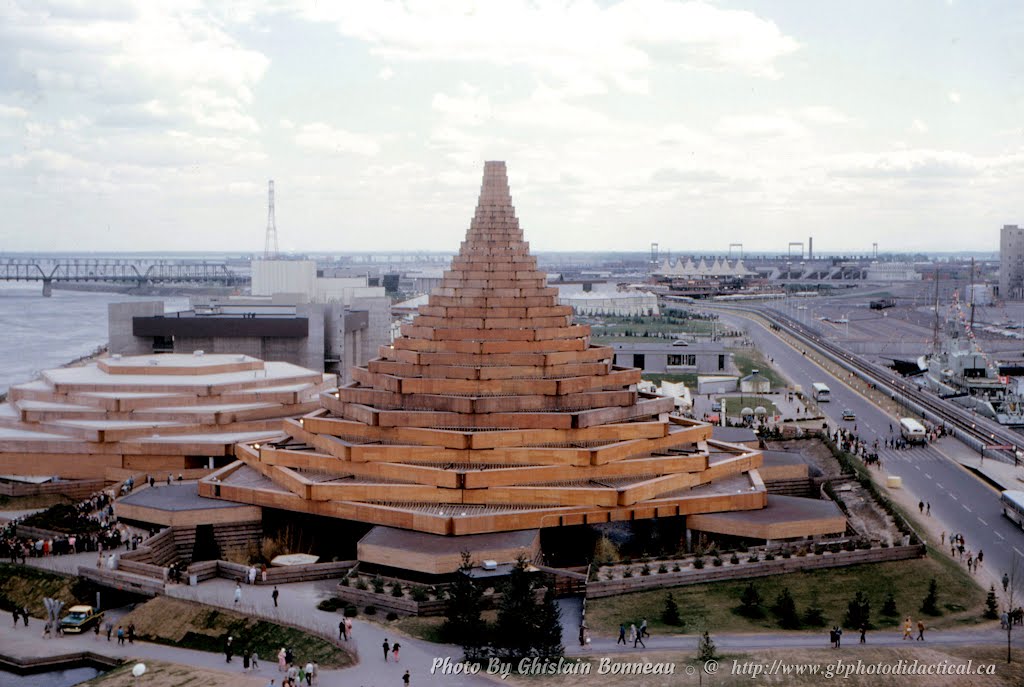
[765, 439, 901, 545]
[0, 563, 88, 617]
[79, 659, 263, 687]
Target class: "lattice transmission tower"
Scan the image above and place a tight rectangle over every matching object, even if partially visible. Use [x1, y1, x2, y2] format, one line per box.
[264, 179, 278, 258]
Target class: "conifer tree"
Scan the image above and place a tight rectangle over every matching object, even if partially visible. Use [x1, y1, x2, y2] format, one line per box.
[662, 592, 683, 626]
[442, 552, 487, 662]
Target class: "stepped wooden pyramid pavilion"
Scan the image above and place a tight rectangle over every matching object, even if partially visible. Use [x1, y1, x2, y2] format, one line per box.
[200, 162, 844, 574]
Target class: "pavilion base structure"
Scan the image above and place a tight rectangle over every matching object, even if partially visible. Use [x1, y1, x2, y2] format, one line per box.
[357, 526, 540, 576]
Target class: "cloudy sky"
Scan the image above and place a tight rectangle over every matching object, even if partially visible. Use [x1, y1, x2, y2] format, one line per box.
[1, 1, 1021, 255]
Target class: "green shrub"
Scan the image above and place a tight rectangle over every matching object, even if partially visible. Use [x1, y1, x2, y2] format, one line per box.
[657, 563, 668, 574]
[409, 586, 429, 602]
[343, 606, 357, 617]
[372, 576, 385, 594]
[386, 611, 399, 621]
[316, 597, 344, 612]
[693, 557, 705, 569]
[712, 557, 723, 567]
[364, 605, 377, 616]
[730, 553, 740, 565]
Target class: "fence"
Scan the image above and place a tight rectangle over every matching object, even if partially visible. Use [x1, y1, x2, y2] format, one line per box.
[585, 544, 925, 598]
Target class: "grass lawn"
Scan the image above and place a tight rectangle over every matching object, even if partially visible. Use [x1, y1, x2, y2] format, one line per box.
[585, 555, 986, 636]
[730, 348, 788, 389]
[0, 562, 90, 617]
[390, 609, 498, 643]
[79, 660, 261, 687]
[119, 597, 354, 668]
[641, 373, 699, 388]
[722, 395, 778, 415]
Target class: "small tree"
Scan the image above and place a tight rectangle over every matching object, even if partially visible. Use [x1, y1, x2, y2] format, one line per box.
[803, 597, 826, 627]
[921, 578, 941, 617]
[845, 590, 871, 630]
[534, 584, 564, 661]
[985, 586, 1000, 620]
[772, 588, 801, 629]
[739, 581, 765, 618]
[593, 535, 619, 566]
[662, 593, 683, 626]
[697, 630, 717, 661]
[881, 592, 898, 617]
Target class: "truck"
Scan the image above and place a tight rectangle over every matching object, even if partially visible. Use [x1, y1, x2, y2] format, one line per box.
[60, 605, 103, 634]
[870, 298, 896, 310]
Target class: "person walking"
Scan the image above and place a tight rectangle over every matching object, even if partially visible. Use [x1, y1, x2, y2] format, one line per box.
[105, 621, 113, 641]
[117, 626, 125, 645]
[1004, 573, 1010, 592]
[11, 608, 18, 629]
[345, 616, 353, 640]
[304, 661, 314, 686]
[916, 620, 925, 641]
[834, 626, 842, 648]
[392, 642, 401, 662]
[617, 623, 626, 645]
[272, 586, 279, 607]
[632, 623, 645, 648]
[926, 502, 931, 516]
[94, 622, 100, 640]
[277, 647, 287, 672]
[339, 619, 347, 641]
[234, 581, 242, 604]
[383, 638, 391, 661]
[252, 650, 260, 671]
[941, 531, 946, 546]
[977, 550, 984, 567]
[918, 500, 924, 514]
[243, 649, 251, 672]
[639, 618, 649, 638]
[859, 624, 866, 644]
[403, 670, 411, 686]
[127, 623, 135, 644]
[225, 635, 234, 663]
[903, 617, 912, 640]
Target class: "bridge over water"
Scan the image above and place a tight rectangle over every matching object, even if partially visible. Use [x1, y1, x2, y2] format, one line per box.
[0, 257, 248, 296]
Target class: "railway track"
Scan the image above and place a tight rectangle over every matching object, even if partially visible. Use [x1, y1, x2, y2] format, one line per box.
[713, 303, 1023, 465]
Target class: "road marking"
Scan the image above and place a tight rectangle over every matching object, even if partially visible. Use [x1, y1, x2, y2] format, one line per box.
[924, 473, 932, 479]
[996, 532, 1005, 540]
[936, 483, 944, 489]
[962, 504, 972, 513]
[978, 517, 988, 526]
[914, 464, 921, 471]
[950, 493, 959, 501]
[1015, 547, 1024, 558]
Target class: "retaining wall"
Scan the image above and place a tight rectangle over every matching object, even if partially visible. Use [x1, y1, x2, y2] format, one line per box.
[586, 544, 925, 598]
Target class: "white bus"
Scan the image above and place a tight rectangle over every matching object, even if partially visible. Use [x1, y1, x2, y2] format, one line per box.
[812, 383, 831, 402]
[899, 418, 927, 444]
[1001, 490, 1024, 529]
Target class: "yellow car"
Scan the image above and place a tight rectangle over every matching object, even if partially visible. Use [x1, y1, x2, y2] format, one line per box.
[60, 605, 103, 634]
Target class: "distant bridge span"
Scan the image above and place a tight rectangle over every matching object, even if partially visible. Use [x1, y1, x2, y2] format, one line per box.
[0, 257, 248, 296]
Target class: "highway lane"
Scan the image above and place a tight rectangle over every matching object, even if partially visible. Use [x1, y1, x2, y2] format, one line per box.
[721, 310, 1024, 600]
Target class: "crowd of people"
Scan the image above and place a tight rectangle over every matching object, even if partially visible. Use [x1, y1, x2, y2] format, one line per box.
[1, 489, 133, 564]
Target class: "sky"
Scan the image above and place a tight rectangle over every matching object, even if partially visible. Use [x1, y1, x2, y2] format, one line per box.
[0, 0, 1021, 255]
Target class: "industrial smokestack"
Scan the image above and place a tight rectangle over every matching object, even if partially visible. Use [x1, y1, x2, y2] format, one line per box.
[808, 236, 813, 260]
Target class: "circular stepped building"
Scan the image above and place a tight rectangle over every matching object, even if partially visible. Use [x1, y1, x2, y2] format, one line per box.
[201, 162, 843, 575]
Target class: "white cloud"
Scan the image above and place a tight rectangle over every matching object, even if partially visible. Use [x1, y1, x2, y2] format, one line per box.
[286, 0, 799, 94]
[378, 66, 394, 80]
[279, 119, 295, 130]
[293, 122, 380, 156]
[910, 119, 928, 134]
[716, 112, 807, 139]
[948, 91, 961, 104]
[828, 149, 981, 179]
[797, 106, 853, 125]
[0, 104, 29, 119]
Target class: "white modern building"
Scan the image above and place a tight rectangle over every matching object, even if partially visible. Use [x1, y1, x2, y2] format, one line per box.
[558, 285, 659, 316]
[864, 262, 921, 282]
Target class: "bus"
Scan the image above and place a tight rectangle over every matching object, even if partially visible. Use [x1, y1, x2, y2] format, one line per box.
[899, 418, 927, 444]
[1001, 490, 1024, 529]
[812, 383, 831, 402]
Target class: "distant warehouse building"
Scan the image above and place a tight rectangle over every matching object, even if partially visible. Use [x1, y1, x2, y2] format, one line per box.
[612, 341, 732, 375]
[864, 262, 921, 282]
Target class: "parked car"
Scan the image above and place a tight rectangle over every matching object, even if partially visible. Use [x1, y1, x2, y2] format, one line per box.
[60, 605, 103, 634]
[710, 402, 722, 412]
[842, 409, 856, 421]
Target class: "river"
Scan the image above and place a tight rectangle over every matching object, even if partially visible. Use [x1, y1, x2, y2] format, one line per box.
[0, 283, 187, 394]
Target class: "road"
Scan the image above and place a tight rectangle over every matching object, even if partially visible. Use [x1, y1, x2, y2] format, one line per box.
[720, 310, 1024, 602]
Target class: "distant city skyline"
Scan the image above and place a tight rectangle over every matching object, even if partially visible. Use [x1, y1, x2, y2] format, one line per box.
[1, 1, 1021, 254]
